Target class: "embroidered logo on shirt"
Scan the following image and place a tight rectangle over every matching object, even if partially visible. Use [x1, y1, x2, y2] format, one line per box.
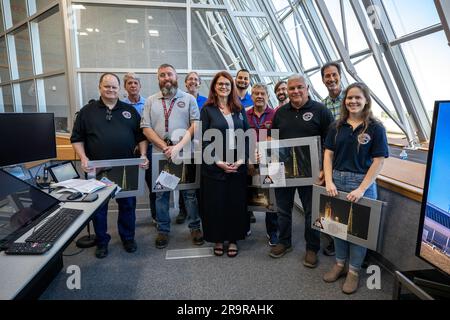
[358, 133, 371, 145]
[177, 101, 185, 108]
[122, 111, 132, 119]
[302, 112, 313, 121]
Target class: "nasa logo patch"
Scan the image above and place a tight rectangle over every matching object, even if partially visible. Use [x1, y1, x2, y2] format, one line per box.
[358, 133, 371, 145]
[302, 112, 313, 121]
[177, 101, 185, 108]
[122, 111, 132, 119]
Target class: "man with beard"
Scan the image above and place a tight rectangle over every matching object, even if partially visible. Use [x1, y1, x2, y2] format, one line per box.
[274, 80, 289, 111]
[321, 62, 344, 120]
[185, 71, 207, 110]
[235, 69, 253, 108]
[269, 74, 334, 268]
[141, 64, 203, 249]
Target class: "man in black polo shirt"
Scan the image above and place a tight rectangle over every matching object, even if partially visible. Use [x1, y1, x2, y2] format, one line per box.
[269, 74, 334, 268]
[71, 73, 149, 259]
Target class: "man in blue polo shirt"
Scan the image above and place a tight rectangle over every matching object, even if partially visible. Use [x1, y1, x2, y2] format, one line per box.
[269, 74, 334, 269]
[123, 73, 157, 227]
[185, 71, 207, 110]
[235, 69, 253, 108]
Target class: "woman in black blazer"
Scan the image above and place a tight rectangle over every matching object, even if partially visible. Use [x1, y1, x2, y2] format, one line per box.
[199, 71, 250, 257]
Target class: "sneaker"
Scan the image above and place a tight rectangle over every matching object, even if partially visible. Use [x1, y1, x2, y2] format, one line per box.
[342, 271, 360, 294]
[249, 212, 256, 223]
[269, 244, 292, 258]
[323, 241, 335, 256]
[176, 210, 187, 224]
[155, 233, 169, 249]
[303, 250, 318, 268]
[323, 263, 347, 283]
[95, 244, 108, 259]
[123, 239, 137, 253]
[267, 233, 278, 247]
[191, 229, 204, 246]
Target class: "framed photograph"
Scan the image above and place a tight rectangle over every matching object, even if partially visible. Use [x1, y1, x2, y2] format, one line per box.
[247, 175, 277, 212]
[87, 158, 146, 199]
[257, 136, 321, 188]
[151, 152, 200, 192]
[311, 185, 383, 251]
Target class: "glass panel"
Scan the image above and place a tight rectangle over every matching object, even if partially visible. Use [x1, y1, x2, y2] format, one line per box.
[19, 80, 36, 112]
[382, 0, 440, 38]
[36, 0, 57, 12]
[191, 9, 233, 70]
[0, 37, 10, 82]
[43, 75, 69, 133]
[74, 5, 187, 69]
[399, 31, 450, 117]
[34, 9, 65, 73]
[11, 0, 27, 25]
[0, 85, 14, 112]
[13, 25, 33, 78]
[191, 0, 224, 4]
[0, 4, 4, 33]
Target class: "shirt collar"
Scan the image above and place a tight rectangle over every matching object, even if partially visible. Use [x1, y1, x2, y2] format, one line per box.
[288, 97, 312, 111]
[327, 90, 344, 103]
[157, 88, 183, 100]
[98, 97, 120, 110]
[248, 105, 271, 116]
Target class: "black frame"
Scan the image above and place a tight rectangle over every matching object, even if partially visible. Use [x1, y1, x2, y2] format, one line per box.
[415, 100, 450, 277]
[46, 161, 80, 182]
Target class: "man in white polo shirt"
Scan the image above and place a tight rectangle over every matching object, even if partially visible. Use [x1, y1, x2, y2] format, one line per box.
[141, 64, 203, 249]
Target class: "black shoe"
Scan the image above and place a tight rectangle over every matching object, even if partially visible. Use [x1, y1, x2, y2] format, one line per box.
[175, 211, 187, 224]
[155, 233, 169, 249]
[95, 245, 108, 259]
[323, 241, 335, 256]
[123, 239, 137, 253]
[249, 212, 256, 223]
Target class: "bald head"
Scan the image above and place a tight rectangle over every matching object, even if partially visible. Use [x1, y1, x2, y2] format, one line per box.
[287, 74, 309, 109]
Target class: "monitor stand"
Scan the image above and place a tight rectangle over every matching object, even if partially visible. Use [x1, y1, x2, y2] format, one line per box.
[411, 269, 450, 299]
[76, 222, 96, 248]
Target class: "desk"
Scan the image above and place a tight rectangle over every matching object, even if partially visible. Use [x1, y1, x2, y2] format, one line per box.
[0, 185, 116, 300]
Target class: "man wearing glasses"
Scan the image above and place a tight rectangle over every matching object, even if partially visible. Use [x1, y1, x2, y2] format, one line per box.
[269, 74, 334, 269]
[71, 73, 149, 259]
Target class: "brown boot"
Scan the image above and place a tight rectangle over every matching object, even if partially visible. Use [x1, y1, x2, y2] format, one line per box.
[323, 263, 346, 283]
[303, 250, 318, 268]
[190, 229, 204, 246]
[342, 270, 360, 294]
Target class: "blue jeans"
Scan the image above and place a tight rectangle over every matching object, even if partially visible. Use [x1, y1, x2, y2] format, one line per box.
[93, 197, 136, 246]
[156, 189, 201, 234]
[275, 186, 320, 252]
[265, 212, 278, 237]
[332, 170, 377, 271]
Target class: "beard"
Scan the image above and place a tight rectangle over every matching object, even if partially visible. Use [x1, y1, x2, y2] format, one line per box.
[277, 93, 287, 102]
[160, 79, 178, 96]
[236, 82, 249, 90]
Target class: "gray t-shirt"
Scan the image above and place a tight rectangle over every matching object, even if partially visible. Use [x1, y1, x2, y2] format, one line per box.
[141, 89, 200, 152]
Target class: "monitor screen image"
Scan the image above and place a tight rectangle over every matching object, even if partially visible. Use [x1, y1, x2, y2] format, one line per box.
[416, 101, 450, 276]
[0, 113, 57, 167]
[47, 161, 80, 182]
[0, 169, 60, 249]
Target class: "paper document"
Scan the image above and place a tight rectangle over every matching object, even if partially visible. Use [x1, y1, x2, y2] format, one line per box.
[155, 171, 180, 190]
[319, 217, 348, 240]
[51, 178, 106, 194]
[260, 162, 286, 187]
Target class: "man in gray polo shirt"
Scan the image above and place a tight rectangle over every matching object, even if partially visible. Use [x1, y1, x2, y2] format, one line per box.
[141, 63, 203, 249]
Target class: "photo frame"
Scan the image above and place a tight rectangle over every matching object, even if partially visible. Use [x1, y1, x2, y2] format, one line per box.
[87, 158, 146, 199]
[151, 152, 200, 192]
[257, 136, 321, 188]
[311, 185, 383, 251]
[247, 175, 277, 212]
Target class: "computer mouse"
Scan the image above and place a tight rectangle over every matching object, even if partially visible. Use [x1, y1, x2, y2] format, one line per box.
[67, 192, 83, 200]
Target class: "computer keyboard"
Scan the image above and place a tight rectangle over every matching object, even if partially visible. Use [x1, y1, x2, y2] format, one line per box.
[25, 208, 83, 244]
[5, 242, 53, 255]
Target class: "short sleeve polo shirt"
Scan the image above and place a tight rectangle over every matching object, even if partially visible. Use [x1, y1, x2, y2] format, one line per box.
[239, 92, 253, 108]
[124, 95, 146, 116]
[141, 89, 200, 152]
[324, 120, 389, 174]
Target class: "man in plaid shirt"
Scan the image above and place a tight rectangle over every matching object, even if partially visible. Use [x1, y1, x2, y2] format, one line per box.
[321, 62, 344, 120]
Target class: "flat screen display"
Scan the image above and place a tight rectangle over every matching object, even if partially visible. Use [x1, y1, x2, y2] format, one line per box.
[47, 161, 80, 182]
[0, 113, 57, 167]
[0, 169, 60, 249]
[416, 101, 450, 276]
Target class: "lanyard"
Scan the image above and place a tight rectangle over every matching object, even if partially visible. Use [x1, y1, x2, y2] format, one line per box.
[252, 112, 267, 129]
[162, 98, 176, 133]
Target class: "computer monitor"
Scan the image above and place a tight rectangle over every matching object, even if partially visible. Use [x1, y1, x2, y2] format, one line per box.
[416, 100, 450, 277]
[0, 113, 57, 167]
[0, 169, 61, 250]
[47, 161, 80, 183]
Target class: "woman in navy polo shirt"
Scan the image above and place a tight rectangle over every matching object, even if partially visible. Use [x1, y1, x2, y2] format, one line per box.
[322, 82, 389, 294]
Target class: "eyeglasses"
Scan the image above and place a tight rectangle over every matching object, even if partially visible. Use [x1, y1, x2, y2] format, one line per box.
[216, 82, 231, 88]
[106, 108, 112, 121]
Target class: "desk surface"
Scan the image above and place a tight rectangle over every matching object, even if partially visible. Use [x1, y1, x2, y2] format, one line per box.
[0, 185, 116, 300]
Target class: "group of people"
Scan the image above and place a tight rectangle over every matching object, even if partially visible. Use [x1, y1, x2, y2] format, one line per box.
[70, 62, 388, 294]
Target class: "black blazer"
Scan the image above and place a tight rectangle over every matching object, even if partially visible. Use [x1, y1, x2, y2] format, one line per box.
[200, 105, 250, 180]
